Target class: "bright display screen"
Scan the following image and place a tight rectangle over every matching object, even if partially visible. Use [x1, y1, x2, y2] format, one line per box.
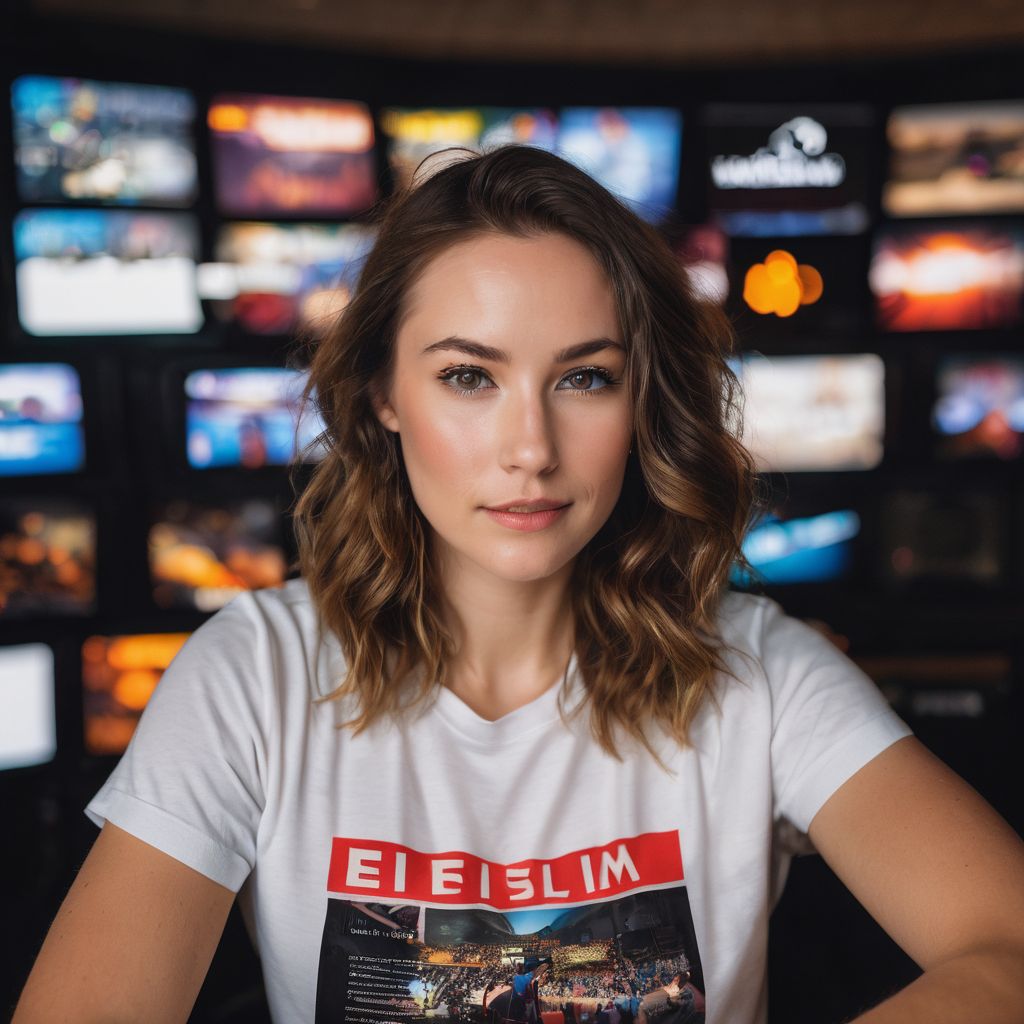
[932, 356, 1024, 460]
[209, 93, 377, 216]
[0, 363, 85, 476]
[870, 221, 1024, 332]
[732, 508, 860, 586]
[149, 497, 288, 611]
[14, 208, 203, 336]
[884, 100, 1024, 217]
[0, 497, 96, 617]
[381, 107, 558, 189]
[730, 353, 885, 472]
[0, 643, 57, 771]
[185, 367, 326, 469]
[557, 107, 683, 224]
[12, 74, 197, 206]
[198, 221, 376, 336]
[82, 632, 190, 755]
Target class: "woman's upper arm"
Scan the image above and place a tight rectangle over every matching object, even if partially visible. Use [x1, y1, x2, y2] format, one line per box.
[13, 821, 236, 1024]
[807, 734, 1024, 970]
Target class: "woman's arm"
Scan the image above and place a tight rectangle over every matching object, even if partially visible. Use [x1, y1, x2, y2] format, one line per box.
[12, 821, 235, 1024]
[807, 735, 1024, 1022]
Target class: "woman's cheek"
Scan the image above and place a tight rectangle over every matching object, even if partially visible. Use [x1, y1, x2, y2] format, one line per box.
[402, 401, 489, 489]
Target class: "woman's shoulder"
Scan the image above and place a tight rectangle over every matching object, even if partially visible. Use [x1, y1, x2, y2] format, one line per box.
[712, 587, 782, 653]
[224, 576, 325, 641]
[249, 574, 316, 613]
[709, 588, 843, 698]
[185, 578, 341, 688]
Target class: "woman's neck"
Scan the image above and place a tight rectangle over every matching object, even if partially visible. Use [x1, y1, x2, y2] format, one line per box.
[435, 554, 577, 721]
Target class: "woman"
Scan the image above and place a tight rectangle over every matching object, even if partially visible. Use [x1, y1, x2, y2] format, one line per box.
[13, 145, 1024, 1023]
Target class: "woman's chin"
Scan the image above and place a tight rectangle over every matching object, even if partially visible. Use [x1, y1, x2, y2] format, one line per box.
[476, 552, 576, 585]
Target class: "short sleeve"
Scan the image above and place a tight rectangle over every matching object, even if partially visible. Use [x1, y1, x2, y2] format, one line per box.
[759, 596, 914, 834]
[84, 591, 270, 892]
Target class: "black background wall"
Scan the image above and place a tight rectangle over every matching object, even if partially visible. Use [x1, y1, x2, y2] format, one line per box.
[2, 7, 1023, 1021]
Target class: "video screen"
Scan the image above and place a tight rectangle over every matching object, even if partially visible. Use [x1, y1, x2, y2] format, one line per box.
[880, 490, 1004, 587]
[12, 74, 197, 206]
[185, 367, 327, 469]
[381, 107, 558, 190]
[870, 221, 1024, 332]
[197, 221, 377, 336]
[14, 208, 203, 336]
[82, 632, 190, 756]
[705, 103, 872, 236]
[730, 353, 885, 472]
[731, 506, 861, 587]
[556, 107, 682, 224]
[884, 100, 1024, 217]
[673, 224, 729, 304]
[149, 497, 288, 611]
[208, 93, 377, 217]
[0, 643, 57, 771]
[0, 362, 85, 476]
[931, 356, 1024, 460]
[0, 497, 96, 618]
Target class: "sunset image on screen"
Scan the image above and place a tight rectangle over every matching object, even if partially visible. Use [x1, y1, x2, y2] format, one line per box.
[870, 224, 1024, 331]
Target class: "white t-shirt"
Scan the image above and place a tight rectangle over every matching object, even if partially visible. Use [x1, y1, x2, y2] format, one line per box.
[85, 577, 912, 1024]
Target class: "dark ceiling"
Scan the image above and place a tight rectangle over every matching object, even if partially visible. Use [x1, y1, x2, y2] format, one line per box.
[29, 0, 1024, 65]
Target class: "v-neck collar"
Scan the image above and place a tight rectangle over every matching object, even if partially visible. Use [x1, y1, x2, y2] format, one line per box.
[431, 651, 583, 746]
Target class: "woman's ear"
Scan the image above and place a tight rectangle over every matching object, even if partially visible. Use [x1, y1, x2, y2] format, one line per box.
[369, 380, 400, 433]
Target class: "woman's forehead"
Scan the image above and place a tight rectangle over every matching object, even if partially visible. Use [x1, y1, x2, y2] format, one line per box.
[398, 233, 621, 344]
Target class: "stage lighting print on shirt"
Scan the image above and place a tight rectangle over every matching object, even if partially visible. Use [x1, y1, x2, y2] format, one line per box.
[315, 829, 706, 1024]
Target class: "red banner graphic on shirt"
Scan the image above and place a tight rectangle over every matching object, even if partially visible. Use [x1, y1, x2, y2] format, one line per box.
[326, 829, 684, 909]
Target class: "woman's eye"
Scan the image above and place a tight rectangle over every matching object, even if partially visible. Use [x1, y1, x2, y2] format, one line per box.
[560, 369, 611, 392]
[439, 368, 492, 394]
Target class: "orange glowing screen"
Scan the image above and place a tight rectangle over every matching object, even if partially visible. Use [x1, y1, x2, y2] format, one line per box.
[870, 224, 1024, 331]
[82, 632, 190, 755]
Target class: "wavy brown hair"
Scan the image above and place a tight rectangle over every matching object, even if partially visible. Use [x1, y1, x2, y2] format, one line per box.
[289, 143, 764, 771]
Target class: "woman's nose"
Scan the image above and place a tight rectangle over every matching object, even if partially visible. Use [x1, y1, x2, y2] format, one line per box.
[498, 391, 559, 472]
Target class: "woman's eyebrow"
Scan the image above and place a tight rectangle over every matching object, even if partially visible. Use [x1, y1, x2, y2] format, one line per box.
[420, 336, 626, 363]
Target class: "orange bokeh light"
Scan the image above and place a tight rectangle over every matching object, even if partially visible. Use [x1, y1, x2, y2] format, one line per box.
[743, 249, 824, 318]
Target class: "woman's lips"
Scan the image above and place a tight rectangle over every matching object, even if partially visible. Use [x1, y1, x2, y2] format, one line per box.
[483, 504, 571, 532]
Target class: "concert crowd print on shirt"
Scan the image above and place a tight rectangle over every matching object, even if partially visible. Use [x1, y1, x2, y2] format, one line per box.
[316, 830, 706, 1024]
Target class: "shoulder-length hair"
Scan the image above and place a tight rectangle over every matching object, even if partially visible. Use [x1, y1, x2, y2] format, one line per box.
[290, 143, 764, 771]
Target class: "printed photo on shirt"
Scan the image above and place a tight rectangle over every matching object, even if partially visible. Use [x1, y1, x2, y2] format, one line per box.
[315, 830, 706, 1024]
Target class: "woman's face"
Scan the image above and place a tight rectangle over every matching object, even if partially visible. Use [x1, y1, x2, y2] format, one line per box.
[373, 231, 632, 587]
